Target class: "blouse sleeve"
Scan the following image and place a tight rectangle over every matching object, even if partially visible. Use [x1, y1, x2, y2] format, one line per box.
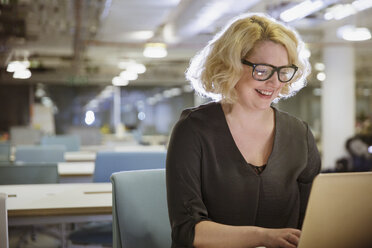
[166, 112, 210, 247]
[297, 123, 321, 228]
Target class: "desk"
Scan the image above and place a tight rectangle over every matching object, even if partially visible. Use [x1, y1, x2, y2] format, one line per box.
[0, 183, 112, 226]
[1, 183, 112, 247]
[64, 151, 96, 162]
[58, 162, 95, 183]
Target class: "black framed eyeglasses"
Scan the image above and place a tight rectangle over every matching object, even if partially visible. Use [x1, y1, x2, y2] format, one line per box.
[241, 59, 298, 83]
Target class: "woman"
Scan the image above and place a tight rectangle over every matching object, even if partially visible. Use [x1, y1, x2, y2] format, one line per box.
[166, 13, 321, 248]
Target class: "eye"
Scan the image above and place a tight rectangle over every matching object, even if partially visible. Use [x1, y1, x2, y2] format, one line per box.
[255, 66, 270, 76]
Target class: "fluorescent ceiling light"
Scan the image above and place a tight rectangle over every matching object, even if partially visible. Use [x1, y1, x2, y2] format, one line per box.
[143, 43, 167, 58]
[112, 76, 129, 86]
[316, 72, 326, 81]
[119, 70, 138, 81]
[7, 61, 29, 73]
[280, 0, 324, 22]
[337, 25, 372, 41]
[125, 31, 154, 41]
[127, 63, 146, 74]
[314, 62, 325, 71]
[324, 0, 372, 21]
[353, 0, 372, 11]
[324, 4, 357, 20]
[13, 68, 31, 79]
[118, 61, 146, 74]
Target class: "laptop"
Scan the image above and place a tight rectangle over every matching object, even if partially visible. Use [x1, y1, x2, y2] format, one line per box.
[298, 172, 372, 248]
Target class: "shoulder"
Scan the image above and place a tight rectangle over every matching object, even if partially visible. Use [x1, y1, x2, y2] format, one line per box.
[172, 101, 222, 135]
[179, 101, 221, 121]
[274, 107, 308, 131]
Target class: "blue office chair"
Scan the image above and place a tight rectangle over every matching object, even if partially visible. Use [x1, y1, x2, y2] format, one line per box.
[111, 169, 171, 248]
[68, 150, 167, 247]
[0, 164, 59, 184]
[41, 135, 81, 152]
[93, 150, 167, 182]
[0, 141, 11, 163]
[14, 145, 65, 164]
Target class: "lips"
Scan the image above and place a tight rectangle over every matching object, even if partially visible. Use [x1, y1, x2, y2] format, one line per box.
[256, 89, 273, 96]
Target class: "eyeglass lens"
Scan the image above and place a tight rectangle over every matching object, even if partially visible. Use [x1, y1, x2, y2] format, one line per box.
[253, 65, 295, 82]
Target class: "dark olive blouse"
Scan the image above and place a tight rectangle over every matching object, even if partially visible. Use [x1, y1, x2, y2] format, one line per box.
[166, 101, 321, 248]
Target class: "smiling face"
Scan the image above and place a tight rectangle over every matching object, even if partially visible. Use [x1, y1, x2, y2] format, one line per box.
[235, 40, 289, 111]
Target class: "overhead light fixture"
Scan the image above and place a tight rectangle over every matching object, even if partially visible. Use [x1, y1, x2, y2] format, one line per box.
[280, 0, 324, 22]
[119, 70, 138, 81]
[13, 68, 31, 79]
[337, 25, 372, 41]
[314, 62, 325, 71]
[143, 43, 167, 58]
[324, 0, 372, 20]
[317, 72, 326, 81]
[112, 76, 129, 86]
[324, 4, 357, 20]
[118, 61, 146, 74]
[127, 63, 146, 74]
[126, 31, 154, 41]
[353, 0, 372, 11]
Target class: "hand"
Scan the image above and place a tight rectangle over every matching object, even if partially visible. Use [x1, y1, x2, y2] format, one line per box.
[261, 228, 301, 248]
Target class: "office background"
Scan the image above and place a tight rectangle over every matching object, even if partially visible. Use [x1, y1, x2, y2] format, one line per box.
[1, 0, 372, 170]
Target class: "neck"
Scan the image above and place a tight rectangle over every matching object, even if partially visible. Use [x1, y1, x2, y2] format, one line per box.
[222, 102, 274, 126]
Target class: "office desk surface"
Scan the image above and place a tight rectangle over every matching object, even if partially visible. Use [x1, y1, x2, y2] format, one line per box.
[64, 151, 96, 162]
[0, 183, 111, 217]
[58, 162, 95, 177]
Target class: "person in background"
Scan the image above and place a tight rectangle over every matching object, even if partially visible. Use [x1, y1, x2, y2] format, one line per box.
[345, 135, 372, 172]
[166, 13, 321, 248]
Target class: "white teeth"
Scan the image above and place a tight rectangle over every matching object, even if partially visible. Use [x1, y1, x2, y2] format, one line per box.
[256, 89, 273, 96]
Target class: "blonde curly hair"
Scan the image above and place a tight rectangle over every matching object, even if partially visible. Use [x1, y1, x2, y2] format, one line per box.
[185, 13, 311, 104]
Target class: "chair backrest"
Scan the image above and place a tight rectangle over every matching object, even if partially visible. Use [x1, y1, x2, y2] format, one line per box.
[0, 164, 59, 184]
[41, 135, 81, 152]
[0, 142, 10, 162]
[0, 193, 8, 248]
[111, 169, 171, 248]
[15, 145, 66, 164]
[10, 126, 41, 146]
[67, 126, 102, 146]
[93, 151, 166, 182]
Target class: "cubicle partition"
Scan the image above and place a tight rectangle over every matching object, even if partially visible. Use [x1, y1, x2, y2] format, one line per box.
[0, 164, 59, 184]
[14, 145, 66, 164]
[41, 135, 81, 152]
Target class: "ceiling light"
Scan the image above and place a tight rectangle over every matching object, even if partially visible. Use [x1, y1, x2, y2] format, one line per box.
[337, 25, 372, 41]
[112, 76, 129, 86]
[126, 31, 154, 41]
[13, 68, 32, 79]
[7, 61, 25, 73]
[317, 72, 326, 81]
[85, 110, 95, 125]
[353, 0, 372, 11]
[324, 0, 372, 21]
[280, 0, 324, 22]
[324, 4, 357, 20]
[127, 63, 146, 74]
[119, 70, 138, 81]
[143, 43, 167, 58]
[314, 62, 325, 71]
